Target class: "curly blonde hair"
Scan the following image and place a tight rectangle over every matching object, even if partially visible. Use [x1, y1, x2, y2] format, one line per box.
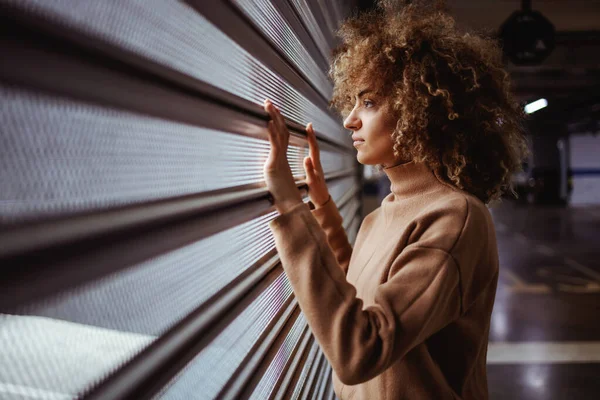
[328, 0, 530, 204]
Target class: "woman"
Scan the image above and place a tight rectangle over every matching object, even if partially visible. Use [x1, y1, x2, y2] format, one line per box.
[262, 1, 529, 399]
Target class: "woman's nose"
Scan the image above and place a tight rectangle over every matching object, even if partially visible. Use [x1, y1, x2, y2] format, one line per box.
[343, 111, 361, 131]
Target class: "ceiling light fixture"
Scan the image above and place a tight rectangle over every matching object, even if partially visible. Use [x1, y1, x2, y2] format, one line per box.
[524, 98, 548, 114]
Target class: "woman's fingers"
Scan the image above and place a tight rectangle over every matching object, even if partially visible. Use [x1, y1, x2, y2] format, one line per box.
[271, 102, 287, 132]
[303, 156, 315, 179]
[306, 123, 322, 171]
[303, 155, 330, 207]
[263, 100, 275, 138]
[264, 121, 280, 173]
[263, 99, 280, 149]
[265, 100, 284, 135]
[264, 99, 289, 148]
[265, 120, 279, 151]
[275, 106, 290, 149]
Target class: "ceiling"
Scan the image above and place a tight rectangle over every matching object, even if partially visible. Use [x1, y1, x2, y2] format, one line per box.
[356, 0, 600, 132]
[447, 0, 600, 32]
[446, 0, 600, 130]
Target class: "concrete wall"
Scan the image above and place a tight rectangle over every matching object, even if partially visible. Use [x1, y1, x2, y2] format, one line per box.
[569, 134, 600, 205]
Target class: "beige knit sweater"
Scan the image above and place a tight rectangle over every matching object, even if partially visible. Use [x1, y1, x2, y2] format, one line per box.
[269, 160, 499, 400]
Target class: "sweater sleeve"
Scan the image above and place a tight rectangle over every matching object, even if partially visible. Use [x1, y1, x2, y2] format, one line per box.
[309, 196, 353, 275]
[269, 201, 463, 386]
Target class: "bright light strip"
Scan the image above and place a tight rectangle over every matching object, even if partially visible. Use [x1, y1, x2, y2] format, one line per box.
[524, 98, 548, 114]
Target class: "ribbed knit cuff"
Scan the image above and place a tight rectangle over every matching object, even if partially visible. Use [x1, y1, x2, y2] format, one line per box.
[311, 195, 342, 228]
[269, 201, 313, 230]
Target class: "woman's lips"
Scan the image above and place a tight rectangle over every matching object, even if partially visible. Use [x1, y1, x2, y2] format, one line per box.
[353, 140, 365, 147]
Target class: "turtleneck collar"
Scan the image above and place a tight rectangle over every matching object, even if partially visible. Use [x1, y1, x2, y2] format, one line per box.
[382, 160, 442, 200]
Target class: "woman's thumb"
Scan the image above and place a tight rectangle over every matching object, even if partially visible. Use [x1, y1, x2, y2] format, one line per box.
[303, 156, 314, 177]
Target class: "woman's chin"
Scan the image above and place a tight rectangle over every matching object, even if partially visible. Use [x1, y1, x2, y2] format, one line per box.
[356, 152, 378, 165]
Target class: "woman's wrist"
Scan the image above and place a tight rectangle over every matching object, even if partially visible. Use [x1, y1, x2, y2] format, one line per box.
[313, 194, 332, 209]
[275, 198, 305, 215]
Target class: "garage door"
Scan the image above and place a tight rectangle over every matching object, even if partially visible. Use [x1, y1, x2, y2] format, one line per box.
[0, 1, 362, 399]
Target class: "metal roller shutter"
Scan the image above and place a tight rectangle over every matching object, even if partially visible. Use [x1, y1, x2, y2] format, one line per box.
[0, 1, 361, 399]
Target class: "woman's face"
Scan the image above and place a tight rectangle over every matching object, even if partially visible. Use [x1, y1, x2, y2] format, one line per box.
[343, 89, 402, 167]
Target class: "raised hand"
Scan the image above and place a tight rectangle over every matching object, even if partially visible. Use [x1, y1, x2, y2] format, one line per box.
[303, 122, 331, 208]
[263, 99, 304, 214]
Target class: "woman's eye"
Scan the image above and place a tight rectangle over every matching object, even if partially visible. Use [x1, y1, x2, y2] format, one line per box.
[363, 100, 374, 108]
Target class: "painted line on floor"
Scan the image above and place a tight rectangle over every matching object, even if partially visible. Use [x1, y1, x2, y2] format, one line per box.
[495, 223, 507, 233]
[535, 244, 555, 257]
[504, 284, 552, 294]
[564, 258, 600, 282]
[557, 282, 600, 293]
[487, 341, 600, 364]
[514, 233, 529, 245]
[501, 269, 526, 285]
[500, 269, 552, 294]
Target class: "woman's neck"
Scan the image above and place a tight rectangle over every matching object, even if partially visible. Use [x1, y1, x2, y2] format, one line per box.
[381, 158, 412, 169]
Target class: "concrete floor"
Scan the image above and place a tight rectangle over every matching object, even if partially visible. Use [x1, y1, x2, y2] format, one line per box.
[487, 200, 600, 399]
